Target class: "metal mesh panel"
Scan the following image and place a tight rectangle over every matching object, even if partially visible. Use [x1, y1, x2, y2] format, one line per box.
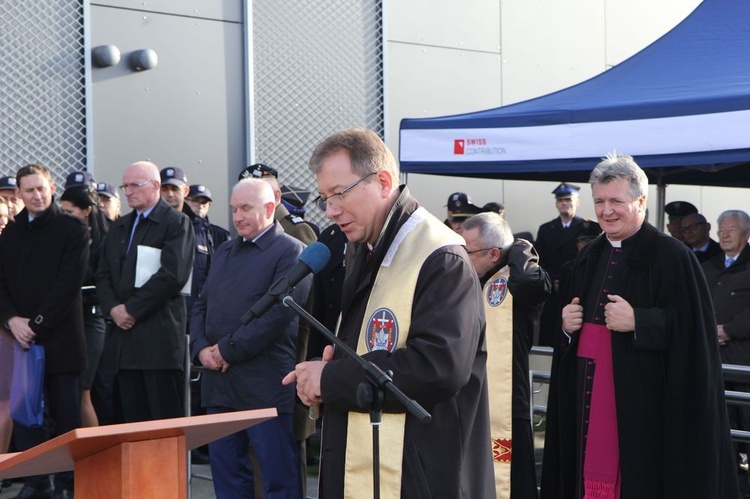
[253, 0, 384, 228]
[0, 1, 87, 186]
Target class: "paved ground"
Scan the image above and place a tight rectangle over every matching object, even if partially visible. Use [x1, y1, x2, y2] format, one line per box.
[0, 465, 320, 499]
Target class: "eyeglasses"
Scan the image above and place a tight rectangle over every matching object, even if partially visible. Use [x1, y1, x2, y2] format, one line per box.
[119, 180, 153, 191]
[680, 222, 706, 232]
[313, 172, 376, 212]
[466, 247, 495, 255]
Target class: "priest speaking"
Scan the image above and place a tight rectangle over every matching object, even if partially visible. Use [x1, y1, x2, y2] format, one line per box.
[283, 128, 495, 498]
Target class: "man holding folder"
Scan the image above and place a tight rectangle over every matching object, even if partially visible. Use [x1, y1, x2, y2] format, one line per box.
[96, 161, 194, 423]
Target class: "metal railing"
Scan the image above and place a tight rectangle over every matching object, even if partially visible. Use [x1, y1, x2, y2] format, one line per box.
[529, 346, 750, 443]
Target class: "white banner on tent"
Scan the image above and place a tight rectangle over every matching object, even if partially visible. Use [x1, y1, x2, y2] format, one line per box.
[400, 109, 750, 162]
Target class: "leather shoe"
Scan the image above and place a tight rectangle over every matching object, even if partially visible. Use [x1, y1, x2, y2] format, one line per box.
[14, 482, 53, 498]
[51, 489, 73, 499]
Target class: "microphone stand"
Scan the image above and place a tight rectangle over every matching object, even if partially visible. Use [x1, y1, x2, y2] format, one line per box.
[280, 294, 431, 499]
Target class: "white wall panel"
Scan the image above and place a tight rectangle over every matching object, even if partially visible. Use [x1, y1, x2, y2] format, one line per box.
[388, 0, 500, 52]
[387, 42, 502, 152]
[500, 0, 605, 105]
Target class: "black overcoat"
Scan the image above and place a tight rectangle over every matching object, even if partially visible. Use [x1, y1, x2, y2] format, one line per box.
[535, 215, 584, 280]
[96, 198, 194, 370]
[0, 203, 89, 374]
[541, 222, 738, 499]
[703, 243, 750, 365]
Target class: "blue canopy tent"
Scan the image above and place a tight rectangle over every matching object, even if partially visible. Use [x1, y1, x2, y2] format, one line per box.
[399, 0, 750, 200]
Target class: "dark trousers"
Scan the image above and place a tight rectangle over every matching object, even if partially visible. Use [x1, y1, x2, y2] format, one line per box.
[512, 417, 539, 499]
[207, 409, 299, 499]
[13, 371, 81, 491]
[91, 366, 117, 425]
[114, 369, 184, 422]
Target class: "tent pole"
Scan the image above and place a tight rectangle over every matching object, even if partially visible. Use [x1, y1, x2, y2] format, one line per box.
[655, 178, 666, 233]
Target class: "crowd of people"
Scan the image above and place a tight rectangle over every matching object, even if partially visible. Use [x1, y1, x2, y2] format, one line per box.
[0, 129, 747, 499]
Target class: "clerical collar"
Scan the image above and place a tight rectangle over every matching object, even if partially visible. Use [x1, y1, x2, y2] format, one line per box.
[606, 237, 622, 248]
[606, 227, 642, 248]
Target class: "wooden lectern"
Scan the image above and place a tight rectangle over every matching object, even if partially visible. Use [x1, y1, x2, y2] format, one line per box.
[0, 408, 276, 498]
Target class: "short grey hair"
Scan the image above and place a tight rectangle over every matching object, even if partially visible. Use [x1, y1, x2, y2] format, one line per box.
[718, 210, 750, 231]
[589, 152, 648, 200]
[308, 128, 399, 181]
[462, 212, 514, 253]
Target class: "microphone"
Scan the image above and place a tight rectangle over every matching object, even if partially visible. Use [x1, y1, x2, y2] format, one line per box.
[240, 242, 331, 325]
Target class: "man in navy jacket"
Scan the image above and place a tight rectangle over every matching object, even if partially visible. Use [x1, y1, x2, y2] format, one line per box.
[191, 178, 312, 499]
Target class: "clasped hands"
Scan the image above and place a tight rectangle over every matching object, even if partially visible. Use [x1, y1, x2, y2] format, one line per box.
[110, 304, 136, 330]
[562, 295, 635, 334]
[198, 345, 230, 372]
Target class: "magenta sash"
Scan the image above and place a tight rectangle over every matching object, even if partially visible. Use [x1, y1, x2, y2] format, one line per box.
[577, 322, 621, 499]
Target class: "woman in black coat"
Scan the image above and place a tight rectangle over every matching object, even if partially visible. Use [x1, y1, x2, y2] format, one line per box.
[60, 185, 110, 427]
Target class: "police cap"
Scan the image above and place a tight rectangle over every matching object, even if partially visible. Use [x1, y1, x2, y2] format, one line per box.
[552, 182, 580, 199]
[238, 163, 278, 181]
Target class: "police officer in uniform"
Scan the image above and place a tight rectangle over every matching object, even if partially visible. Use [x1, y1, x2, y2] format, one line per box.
[96, 182, 122, 221]
[535, 182, 585, 346]
[186, 184, 232, 251]
[0, 176, 24, 221]
[281, 184, 320, 237]
[160, 168, 230, 317]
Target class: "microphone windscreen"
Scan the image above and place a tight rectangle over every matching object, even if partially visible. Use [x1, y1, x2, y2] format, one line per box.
[298, 242, 331, 274]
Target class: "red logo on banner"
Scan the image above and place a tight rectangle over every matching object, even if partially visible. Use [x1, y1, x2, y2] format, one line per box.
[454, 139, 465, 155]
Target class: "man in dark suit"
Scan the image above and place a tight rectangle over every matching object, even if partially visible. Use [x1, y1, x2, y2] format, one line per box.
[191, 178, 311, 499]
[96, 161, 194, 423]
[0, 164, 89, 499]
[664, 200, 698, 242]
[535, 182, 584, 345]
[681, 212, 721, 263]
[702, 210, 750, 491]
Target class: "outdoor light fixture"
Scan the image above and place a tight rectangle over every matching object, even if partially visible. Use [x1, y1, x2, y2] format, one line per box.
[129, 49, 158, 71]
[91, 45, 121, 68]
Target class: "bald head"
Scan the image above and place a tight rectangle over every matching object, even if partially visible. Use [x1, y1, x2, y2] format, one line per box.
[126, 161, 160, 181]
[122, 161, 161, 212]
[231, 179, 276, 240]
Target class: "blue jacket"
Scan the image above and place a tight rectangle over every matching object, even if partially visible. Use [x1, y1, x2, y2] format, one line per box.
[190, 222, 311, 413]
